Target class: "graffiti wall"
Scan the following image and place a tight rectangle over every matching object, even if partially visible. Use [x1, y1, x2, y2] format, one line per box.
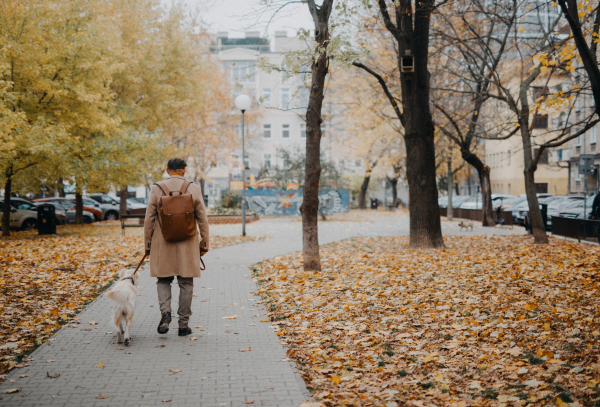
[244, 189, 350, 216]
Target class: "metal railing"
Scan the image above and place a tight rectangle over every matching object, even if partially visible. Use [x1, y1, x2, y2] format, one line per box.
[440, 207, 513, 226]
[551, 216, 600, 243]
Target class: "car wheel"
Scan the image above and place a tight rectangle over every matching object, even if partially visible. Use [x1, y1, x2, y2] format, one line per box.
[22, 218, 37, 231]
[104, 211, 119, 221]
[83, 216, 93, 224]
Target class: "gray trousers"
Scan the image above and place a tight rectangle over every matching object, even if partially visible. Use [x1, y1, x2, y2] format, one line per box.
[156, 276, 193, 328]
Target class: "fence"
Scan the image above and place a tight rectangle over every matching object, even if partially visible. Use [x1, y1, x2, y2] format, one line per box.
[440, 207, 513, 226]
[551, 216, 600, 243]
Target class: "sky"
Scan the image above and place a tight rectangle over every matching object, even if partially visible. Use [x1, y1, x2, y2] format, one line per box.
[199, 0, 314, 38]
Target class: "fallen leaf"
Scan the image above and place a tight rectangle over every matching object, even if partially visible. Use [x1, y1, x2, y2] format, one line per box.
[3, 389, 19, 394]
[169, 369, 181, 373]
[97, 363, 104, 368]
[189, 337, 197, 341]
[95, 395, 109, 399]
[242, 402, 255, 405]
[239, 347, 251, 352]
[89, 321, 98, 325]
[46, 372, 60, 379]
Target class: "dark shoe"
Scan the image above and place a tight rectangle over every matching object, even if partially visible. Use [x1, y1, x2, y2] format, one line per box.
[157, 312, 171, 334]
[178, 327, 192, 336]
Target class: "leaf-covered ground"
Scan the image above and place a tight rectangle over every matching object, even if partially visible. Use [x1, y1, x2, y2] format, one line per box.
[0, 224, 264, 376]
[254, 236, 600, 407]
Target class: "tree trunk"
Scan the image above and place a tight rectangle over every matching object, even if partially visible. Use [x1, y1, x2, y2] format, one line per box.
[119, 189, 128, 216]
[302, 3, 333, 271]
[58, 178, 66, 198]
[358, 175, 370, 209]
[447, 159, 453, 221]
[461, 150, 494, 226]
[519, 87, 548, 243]
[398, 0, 443, 248]
[199, 178, 205, 199]
[75, 192, 84, 224]
[2, 169, 13, 237]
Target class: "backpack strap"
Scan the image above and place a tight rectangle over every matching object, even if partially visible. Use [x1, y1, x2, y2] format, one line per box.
[177, 180, 192, 196]
[154, 182, 170, 196]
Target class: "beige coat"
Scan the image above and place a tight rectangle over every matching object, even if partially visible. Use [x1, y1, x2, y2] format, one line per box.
[144, 175, 209, 278]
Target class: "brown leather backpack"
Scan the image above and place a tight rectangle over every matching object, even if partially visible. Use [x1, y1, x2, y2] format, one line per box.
[154, 181, 197, 242]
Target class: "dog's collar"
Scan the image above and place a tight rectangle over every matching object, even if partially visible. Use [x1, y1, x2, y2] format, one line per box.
[121, 276, 135, 284]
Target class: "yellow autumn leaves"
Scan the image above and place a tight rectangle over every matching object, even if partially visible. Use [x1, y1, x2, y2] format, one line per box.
[0, 0, 232, 205]
[257, 236, 600, 406]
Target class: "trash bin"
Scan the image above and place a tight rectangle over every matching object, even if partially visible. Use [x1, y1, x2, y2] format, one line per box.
[37, 204, 56, 235]
[370, 198, 378, 210]
[540, 203, 548, 230]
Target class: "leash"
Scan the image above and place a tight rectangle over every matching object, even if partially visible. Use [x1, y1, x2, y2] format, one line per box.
[132, 252, 206, 274]
[133, 253, 148, 276]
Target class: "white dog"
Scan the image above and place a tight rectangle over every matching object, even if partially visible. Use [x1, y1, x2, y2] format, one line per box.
[105, 268, 139, 345]
[458, 221, 474, 231]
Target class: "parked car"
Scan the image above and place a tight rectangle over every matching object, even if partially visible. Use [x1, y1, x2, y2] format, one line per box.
[127, 198, 147, 210]
[35, 198, 102, 221]
[515, 195, 585, 228]
[558, 196, 596, 219]
[545, 199, 585, 230]
[438, 195, 469, 208]
[129, 197, 148, 205]
[458, 194, 517, 209]
[33, 199, 95, 224]
[86, 194, 121, 220]
[495, 196, 526, 211]
[0, 198, 39, 230]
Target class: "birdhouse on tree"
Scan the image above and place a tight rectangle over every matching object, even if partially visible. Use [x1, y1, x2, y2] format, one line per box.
[401, 50, 414, 73]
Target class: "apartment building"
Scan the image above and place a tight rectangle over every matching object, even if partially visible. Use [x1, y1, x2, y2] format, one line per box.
[209, 31, 310, 187]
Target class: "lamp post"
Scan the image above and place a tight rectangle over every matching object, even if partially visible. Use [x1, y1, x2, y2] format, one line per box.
[235, 94, 251, 236]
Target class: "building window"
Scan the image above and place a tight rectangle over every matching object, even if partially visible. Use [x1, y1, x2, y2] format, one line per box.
[282, 124, 290, 138]
[281, 88, 290, 109]
[262, 88, 271, 103]
[225, 61, 256, 84]
[532, 86, 549, 101]
[535, 183, 548, 193]
[263, 124, 271, 138]
[300, 123, 306, 138]
[533, 148, 549, 164]
[591, 125, 597, 144]
[577, 134, 582, 146]
[532, 114, 548, 129]
[299, 87, 309, 108]
[264, 154, 271, 168]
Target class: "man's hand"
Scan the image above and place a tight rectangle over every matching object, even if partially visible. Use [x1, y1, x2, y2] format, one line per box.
[145, 249, 150, 256]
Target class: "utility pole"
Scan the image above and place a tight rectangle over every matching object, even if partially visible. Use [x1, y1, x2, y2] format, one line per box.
[447, 156, 453, 220]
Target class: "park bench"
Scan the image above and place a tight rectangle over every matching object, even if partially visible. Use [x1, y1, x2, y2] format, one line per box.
[120, 208, 146, 234]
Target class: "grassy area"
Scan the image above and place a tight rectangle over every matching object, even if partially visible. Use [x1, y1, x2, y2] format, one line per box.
[256, 236, 600, 406]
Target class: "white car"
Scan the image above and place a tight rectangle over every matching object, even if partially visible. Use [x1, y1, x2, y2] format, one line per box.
[0, 199, 38, 230]
[459, 194, 517, 209]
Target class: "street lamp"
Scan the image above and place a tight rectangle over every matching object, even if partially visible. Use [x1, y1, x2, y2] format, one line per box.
[235, 94, 251, 237]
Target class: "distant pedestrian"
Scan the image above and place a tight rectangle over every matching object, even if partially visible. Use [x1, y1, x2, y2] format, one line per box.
[591, 191, 600, 220]
[143, 157, 209, 336]
[591, 191, 600, 243]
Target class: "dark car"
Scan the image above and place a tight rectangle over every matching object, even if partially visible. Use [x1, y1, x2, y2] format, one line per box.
[35, 198, 102, 221]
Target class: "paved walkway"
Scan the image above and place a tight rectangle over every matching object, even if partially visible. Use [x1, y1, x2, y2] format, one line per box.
[0, 212, 523, 406]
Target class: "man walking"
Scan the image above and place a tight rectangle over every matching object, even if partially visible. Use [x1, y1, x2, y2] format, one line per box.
[144, 157, 209, 336]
